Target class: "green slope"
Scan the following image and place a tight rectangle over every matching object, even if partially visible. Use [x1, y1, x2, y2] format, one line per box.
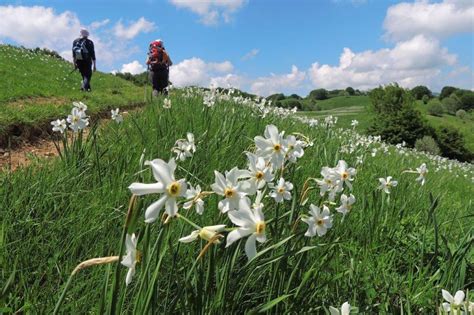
[1, 91, 472, 313]
[300, 96, 474, 151]
[0, 45, 146, 145]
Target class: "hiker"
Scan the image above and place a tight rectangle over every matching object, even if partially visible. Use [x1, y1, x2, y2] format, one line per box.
[72, 29, 96, 92]
[146, 39, 172, 96]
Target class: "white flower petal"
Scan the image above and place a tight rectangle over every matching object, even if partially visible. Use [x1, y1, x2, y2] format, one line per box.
[144, 195, 168, 223]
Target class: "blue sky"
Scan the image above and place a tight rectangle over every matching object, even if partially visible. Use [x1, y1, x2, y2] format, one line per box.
[0, 0, 473, 96]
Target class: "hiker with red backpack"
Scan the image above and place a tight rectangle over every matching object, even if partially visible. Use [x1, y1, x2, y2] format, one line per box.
[72, 29, 96, 92]
[146, 39, 172, 96]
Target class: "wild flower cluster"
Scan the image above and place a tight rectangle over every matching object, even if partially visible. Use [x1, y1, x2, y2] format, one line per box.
[50, 102, 89, 134]
[53, 88, 472, 313]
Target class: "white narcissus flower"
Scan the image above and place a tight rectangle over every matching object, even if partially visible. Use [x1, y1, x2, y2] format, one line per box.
[121, 233, 139, 286]
[333, 160, 356, 190]
[336, 194, 356, 216]
[243, 152, 274, 193]
[179, 225, 226, 244]
[128, 158, 187, 222]
[51, 119, 66, 133]
[254, 124, 287, 169]
[226, 198, 266, 260]
[441, 289, 465, 313]
[285, 135, 304, 163]
[329, 301, 350, 315]
[163, 98, 172, 109]
[316, 167, 339, 202]
[416, 163, 428, 186]
[378, 176, 398, 194]
[173, 132, 196, 161]
[269, 178, 293, 203]
[211, 168, 249, 213]
[111, 108, 123, 123]
[183, 184, 204, 215]
[351, 119, 359, 128]
[67, 107, 89, 132]
[302, 204, 333, 237]
[73, 101, 88, 114]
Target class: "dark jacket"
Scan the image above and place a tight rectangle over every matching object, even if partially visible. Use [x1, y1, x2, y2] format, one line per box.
[72, 37, 96, 62]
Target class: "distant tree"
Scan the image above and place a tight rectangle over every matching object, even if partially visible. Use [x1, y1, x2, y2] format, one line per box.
[410, 85, 432, 100]
[345, 87, 355, 96]
[267, 93, 285, 102]
[439, 86, 458, 100]
[289, 93, 302, 100]
[459, 91, 474, 110]
[282, 99, 302, 110]
[308, 89, 328, 100]
[367, 84, 433, 146]
[435, 127, 473, 162]
[441, 95, 462, 115]
[422, 94, 430, 104]
[427, 102, 444, 116]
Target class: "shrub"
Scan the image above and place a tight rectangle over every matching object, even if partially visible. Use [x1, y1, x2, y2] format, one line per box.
[459, 91, 474, 110]
[308, 89, 328, 100]
[345, 87, 355, 95]
[439, 86, 457, 100]
[435, 127, 473, 162]
[367, 84, 433, 146]
[422, 95, 430, 104]
[456, 109, 467, 119]
[267, 93, 285, 102]
[411, 85, 432, 100]
[441, 96, 461, 115]
[415, 136, 441, 156]
[427, 102, 444, 116]
[301, 102, 321, 111]
[289, 94, 302, 100]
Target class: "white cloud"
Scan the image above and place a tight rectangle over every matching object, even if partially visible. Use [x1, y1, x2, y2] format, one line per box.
[170, 57, 236, 87]
[89, 19, 110, 30]
[384, 0, 474, 42]
[113, 17, 155, 40]
[121, 60, 147, 74]
[242, 48, 259, 61]
[210, 74, 245, 89]
[0, 6, 152, 68]
[169, 0, 247, 25]
[308, 35, 457, 90]
[0, 5, 81, 50]
[250, 65, 306, 96]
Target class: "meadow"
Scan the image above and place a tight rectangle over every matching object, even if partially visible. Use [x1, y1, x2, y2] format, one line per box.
[0, 85, 473, 314]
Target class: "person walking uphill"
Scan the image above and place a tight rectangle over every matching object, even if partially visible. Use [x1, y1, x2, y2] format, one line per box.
[146, 39, 172, 96]
[72, 29, 96, 92]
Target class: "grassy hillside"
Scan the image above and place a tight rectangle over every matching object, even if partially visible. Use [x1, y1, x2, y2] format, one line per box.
[1, 89, 472, 313]
[0, 45, 146, 145]
[300, 96, 474, 152]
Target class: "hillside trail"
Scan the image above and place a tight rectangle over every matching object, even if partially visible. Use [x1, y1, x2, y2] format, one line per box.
[0, 108, 140, 172]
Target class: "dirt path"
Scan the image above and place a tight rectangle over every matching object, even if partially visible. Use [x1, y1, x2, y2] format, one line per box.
[0, 139, 58, 171]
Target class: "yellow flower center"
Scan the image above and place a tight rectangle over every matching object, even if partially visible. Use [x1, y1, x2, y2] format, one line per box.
[255, 171, 264, 180]
[256, 221, 266, 235]
[199, 228, 220, 244]
[316, 219, 324, 226]
[277, 187, 285, 193]
[325, 179, 332, 185]
[342, 172, 349, 180]
[224, 188, 235, 198]
[73, 116, 79, 123]
[135, 251, 142, 264]
[167, 181, 181, 197]
[273, 144, 281, 152]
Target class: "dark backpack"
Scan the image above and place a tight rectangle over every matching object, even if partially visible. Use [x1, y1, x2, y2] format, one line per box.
[73, 38, 90, 61]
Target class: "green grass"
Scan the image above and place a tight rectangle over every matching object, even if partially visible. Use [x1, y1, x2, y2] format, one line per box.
[300, 96, 473, 151]
[1, 90, 473, 313]
[0, 45, 146, 143]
